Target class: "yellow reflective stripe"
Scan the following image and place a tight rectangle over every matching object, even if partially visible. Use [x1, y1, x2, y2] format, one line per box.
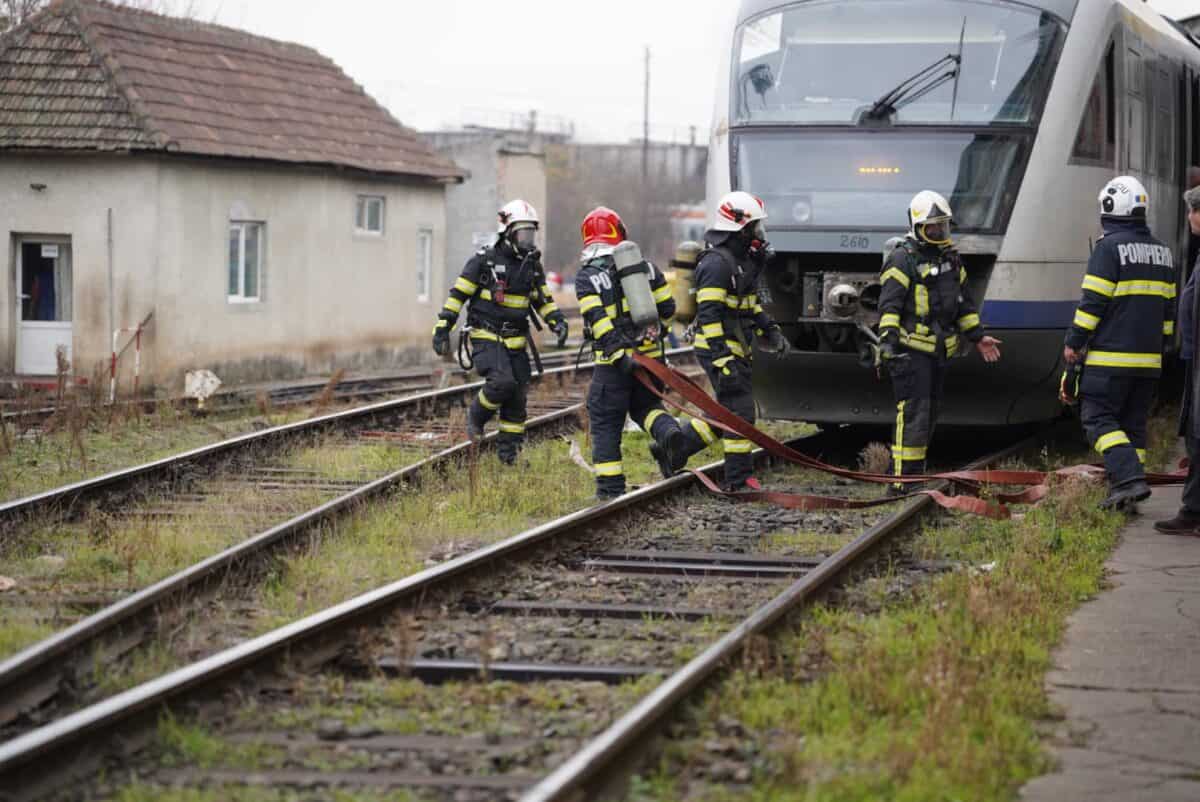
[697, 288, 728, 303]
[579, 295, 603, 314]
[444, 297, 464, 314]
[945, 335, 959, 354]
[898, 331, 937, 354]
[637, 345, 664, 358]
[689, 417, 717, 445]
[498, 294, 530, 310]
[503, 337, 527, 350]
[881, 268, 910, 289]
[915, 286, 929, 318]
[701, 323, 724, 338]
[879, 313, 901, 330]
[538, 303, 559, 318]
[1164, 320, 1176, 336]
[470, 329, 499, 341]
[498, 420, 525, 434]
[644, 409, 667, 431]
[724, 438, 754, 454]
[694, 334, 709, 349]
[727, 340, 748, 357]
[1095, 430, 1131, 454]
[959, 267, 967, 283]
[753, 304, 764, 315]
[433, 320, 449, 332]
[713, 355, 734, 368]
[1084, 351, 1162, 370]
[957, 313, 981, 330]
[1114, 280, 1175, 299]
[478, 390, 501, 411]
[604, 304, 619, 318]
[1137, 448, 1147, 464]
[454, 277, 479, 295]
[592, 317, 615, 338]
[892, 446, 928, 461]
[652, 285, 673, 302]
[595, 461, 623, 477]
[596, 348, 626, 365]
[1081, 274, 1116, 297]
[1073, 310, 1100, 331]
[894, 401, 905, 478]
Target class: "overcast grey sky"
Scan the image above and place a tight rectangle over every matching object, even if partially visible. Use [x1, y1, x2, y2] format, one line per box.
[188, 0, 1200, 143]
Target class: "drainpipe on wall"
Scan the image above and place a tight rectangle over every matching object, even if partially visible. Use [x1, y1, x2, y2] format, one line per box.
[107, 208, 114, 379]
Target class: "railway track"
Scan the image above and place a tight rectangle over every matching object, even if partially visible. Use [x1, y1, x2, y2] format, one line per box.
[0, 351, 698, 746]
[0, 343, 589, 427]
[0, 424, 1038, 802]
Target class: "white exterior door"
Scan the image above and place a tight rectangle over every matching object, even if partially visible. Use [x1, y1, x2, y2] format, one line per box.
[16, 238, 73, 376]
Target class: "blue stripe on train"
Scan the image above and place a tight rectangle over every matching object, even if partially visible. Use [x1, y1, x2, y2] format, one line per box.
[980, 300, 1076, 329]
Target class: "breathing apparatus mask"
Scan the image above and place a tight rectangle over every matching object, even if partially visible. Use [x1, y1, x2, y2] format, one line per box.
[916, 219, 952, 249]
[744, 220, 774, 264]
[508, 223, 539, 256]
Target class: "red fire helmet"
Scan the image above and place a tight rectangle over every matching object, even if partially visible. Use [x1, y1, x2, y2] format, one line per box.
[580, 206, 627, 247]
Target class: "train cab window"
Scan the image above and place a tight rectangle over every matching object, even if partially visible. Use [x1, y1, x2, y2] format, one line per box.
[1155, 64, 1173, 179]
[1072, 43, 1116, 166]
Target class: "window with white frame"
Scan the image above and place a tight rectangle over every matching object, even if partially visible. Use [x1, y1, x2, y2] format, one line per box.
[356, 195, 385, 235]
[228, 221, 263, 303]
[416, 228, 433, 302]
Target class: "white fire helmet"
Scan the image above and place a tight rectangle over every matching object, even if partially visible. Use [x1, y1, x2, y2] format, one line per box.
[713, 191, 768, 233]
[496, 199, 540, 234]
[1099, 176, 1149, 218]
[907, 190, 953, 247]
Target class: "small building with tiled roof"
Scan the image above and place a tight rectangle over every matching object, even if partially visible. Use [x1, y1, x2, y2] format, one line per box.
[0, 0, 464, 387]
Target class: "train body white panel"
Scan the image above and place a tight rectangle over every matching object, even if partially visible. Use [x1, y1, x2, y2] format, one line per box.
[712, 0, 1200, 425]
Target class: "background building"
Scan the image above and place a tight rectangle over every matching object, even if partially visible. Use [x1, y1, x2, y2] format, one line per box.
[0, 0, 462, 389]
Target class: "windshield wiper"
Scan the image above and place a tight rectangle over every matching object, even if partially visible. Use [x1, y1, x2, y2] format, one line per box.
[862, 52, 960, 122]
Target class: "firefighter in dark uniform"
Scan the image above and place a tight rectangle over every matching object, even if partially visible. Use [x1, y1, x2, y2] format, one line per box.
[575, 206, 715, 500]
[1064, 176, 1175, 510]
[878, 190, 1002, 489]
[693, 191, 791, 492]
[432, 200, 568, 464]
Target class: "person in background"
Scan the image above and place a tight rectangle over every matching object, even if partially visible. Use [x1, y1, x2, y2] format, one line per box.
[1156, 185, 1200, 535]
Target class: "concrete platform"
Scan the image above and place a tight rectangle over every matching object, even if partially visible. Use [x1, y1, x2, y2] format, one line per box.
[1021, 479, 1200, 802]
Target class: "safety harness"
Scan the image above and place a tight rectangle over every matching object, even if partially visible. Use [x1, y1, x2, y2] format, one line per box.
[630, 352, 1184, 519]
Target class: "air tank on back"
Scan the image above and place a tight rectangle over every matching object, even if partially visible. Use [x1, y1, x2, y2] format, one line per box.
[612, 241, 659, 328]
[670, 241, 702, 324]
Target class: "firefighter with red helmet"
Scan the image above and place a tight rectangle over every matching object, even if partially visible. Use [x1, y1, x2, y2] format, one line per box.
[575, 207, 714, 500]
[693, 191, 789, 492]
[432, 200, 568, 464]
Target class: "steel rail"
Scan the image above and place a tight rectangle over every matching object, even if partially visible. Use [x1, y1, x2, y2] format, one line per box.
[0, 350, 692, 531]
[0, 403, 584, 728]
[0, 430, 821, 801]
[519, 434, 1041, 802]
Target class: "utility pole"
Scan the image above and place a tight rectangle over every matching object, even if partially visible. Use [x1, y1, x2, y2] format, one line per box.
[641, 45, 650, 240]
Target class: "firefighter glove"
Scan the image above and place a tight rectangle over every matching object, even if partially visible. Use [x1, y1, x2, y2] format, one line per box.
[765, 327, 791, 357]
[717, 359, 742, 391]
[551, 319, 569, 348]
[432, 329, 450, 357]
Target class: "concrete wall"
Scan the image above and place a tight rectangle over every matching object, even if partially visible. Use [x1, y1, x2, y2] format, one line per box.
[0, 155, 160, 382]
[0, 153, 451, 390]
[153, 158, 448, 387]
[426, 133, 501, 298]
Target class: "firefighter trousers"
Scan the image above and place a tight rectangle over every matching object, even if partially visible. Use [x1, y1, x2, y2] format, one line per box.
[469, 339, 531, 464]
[886, 353, 946, 485]
[699, 355, 757, 490]
[588, 363, 714, 497]
[1078, 371, 1154, 488]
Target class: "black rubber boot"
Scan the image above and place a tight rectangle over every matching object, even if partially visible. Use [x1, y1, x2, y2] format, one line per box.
[1153, 513, 1200, 535]
[1100, 479, 1152, 511]
[466, 401, 488, 442]
[649, 430, 688, 480]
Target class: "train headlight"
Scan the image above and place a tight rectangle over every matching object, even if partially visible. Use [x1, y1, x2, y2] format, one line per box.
[792, 199, 813, 224]
[827, 283, 860, 319]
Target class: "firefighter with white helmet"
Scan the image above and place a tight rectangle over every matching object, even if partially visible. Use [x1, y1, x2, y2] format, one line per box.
[432, 200, 569, 464]
[693, 191, 790, 492]
[877, 190, 1001, 491]
[1063, 176, 1175, 510]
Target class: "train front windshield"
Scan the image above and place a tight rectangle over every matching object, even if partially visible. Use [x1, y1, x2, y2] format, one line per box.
[734, 0, 1064, 127]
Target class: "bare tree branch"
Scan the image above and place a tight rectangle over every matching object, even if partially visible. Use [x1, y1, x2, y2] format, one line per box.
[1, 0, 209, 33]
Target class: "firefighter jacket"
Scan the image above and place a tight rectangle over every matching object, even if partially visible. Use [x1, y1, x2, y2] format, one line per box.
[1064, 218, 1176, 376]
[693, 234, 779, 367]
[434, 241, 565, 352]
[575, 244, 675, 365]
[878, 237, 984, 359]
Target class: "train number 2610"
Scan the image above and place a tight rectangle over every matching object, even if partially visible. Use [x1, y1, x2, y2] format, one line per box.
[840, 235, 871, 250]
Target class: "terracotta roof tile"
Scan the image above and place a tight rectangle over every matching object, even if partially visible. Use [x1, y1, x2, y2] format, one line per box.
[0, 0, 463, 180]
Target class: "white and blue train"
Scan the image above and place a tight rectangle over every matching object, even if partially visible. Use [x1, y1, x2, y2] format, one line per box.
[709, 0, 1200, 426]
